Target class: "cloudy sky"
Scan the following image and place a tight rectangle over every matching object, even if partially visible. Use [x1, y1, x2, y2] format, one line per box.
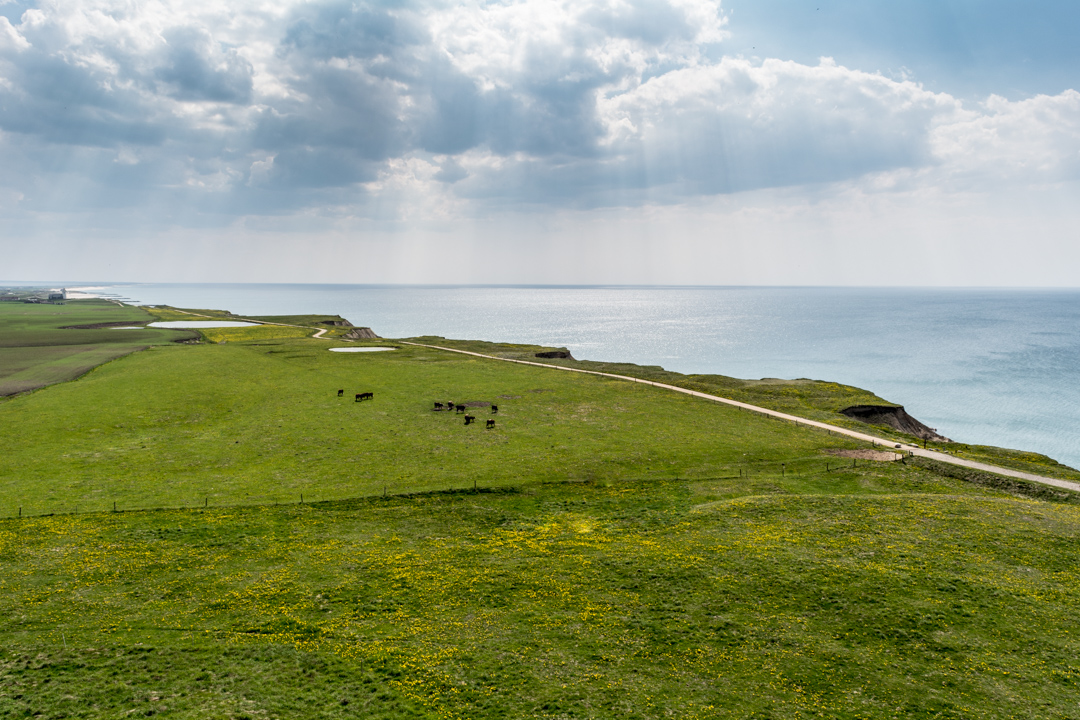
[1, 0, 1078, 285]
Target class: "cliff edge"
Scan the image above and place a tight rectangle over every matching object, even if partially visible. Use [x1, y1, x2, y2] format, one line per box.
[840, 404, 951, 442]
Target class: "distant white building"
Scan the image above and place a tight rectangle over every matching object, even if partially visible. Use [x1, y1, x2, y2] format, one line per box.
[48, 288, 66, 301]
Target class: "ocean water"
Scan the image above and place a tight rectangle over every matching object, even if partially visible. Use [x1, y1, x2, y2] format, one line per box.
[66, 283, 1080, 469]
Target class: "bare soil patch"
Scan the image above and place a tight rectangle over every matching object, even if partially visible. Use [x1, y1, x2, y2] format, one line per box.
[826, 448, 903, 461]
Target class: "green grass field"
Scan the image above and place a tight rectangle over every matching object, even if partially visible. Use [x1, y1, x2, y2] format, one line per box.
[0, 335, 884, 516]
[415, 337, 1080, 483]
[3, 307, 1080, 719]
[3, 483, 1079, 718]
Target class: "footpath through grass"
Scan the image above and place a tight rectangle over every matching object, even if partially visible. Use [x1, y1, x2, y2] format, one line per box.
[3, 313, 1080, 718]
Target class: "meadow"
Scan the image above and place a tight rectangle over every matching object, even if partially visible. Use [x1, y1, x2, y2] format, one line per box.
[0, 329, 883, 516]
[3, 481, 1079, 719]
[415, 337, 1080, 484]
[2, 302, 1079, 719]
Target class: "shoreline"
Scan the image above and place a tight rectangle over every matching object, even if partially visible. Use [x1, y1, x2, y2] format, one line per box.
[7, 285, 1079, 470]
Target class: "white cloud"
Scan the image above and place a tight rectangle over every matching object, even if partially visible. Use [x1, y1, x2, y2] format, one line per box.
[932, 90, 1080, 185]
[1, 0, 1080, 288]
[0, 16, 29, 51]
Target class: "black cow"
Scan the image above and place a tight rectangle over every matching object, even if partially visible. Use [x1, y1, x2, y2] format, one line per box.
[486, 419, 495, 429]
[464, 415, 475, 425]
[491, 405, 498, 414]
[337, 389, 344, 397]
[355, 392, 374, 402]
[355, 393, 362, 401]
[434, 402, 444, 410]
[455, 404, 465, 413]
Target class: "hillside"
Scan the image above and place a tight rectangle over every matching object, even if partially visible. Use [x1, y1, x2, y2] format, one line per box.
[1, 304, 1079, 719]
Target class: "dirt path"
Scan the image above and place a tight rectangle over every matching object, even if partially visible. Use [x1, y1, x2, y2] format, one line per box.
[400, 341, 1080, 494]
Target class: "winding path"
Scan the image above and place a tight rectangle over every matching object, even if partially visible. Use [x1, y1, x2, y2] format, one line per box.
[400, 341, 1080, 494]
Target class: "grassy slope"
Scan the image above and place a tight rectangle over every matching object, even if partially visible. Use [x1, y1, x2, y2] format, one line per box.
[412, 337, 1080, 482]
[3, 319, 1080, 718]
[0, 336, 876, 515]
[1, 483, 1078, 719]
[0, 300, 194, 396]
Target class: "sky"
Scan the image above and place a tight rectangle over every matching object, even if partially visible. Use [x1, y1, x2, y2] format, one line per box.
[1, 0, 1079, 285]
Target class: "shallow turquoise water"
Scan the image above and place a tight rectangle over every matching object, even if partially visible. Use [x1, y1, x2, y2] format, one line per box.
[67, 284, 1080, 469]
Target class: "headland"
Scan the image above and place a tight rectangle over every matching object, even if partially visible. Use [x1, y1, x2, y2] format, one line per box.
[1, 297, 1079, 718]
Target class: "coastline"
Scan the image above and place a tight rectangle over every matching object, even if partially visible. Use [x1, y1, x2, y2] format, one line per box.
[11, 283, 1080, 471]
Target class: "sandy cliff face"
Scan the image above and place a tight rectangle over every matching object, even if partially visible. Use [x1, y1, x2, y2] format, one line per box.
[341, 327, 381, 339]
[840, 405, 951, 442]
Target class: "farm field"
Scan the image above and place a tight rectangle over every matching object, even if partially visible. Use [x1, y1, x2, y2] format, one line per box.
[0, 300, 194, 397]
[2, 306, 1079, 718]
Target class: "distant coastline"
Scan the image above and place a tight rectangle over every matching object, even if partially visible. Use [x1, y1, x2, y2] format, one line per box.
[9, 282, 1080, 469]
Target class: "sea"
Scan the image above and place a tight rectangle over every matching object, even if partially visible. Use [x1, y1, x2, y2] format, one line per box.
[57, 283, 1080, 470]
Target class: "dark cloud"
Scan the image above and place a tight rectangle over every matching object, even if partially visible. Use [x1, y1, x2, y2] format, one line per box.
[281, 1, 428, 63]
[433, 157, 467, 183]
[156, 27, 254, 103]
[0, 52, 167, 147]
[253, 66, 405, 159]
[256, 147, 381, 189]
[412, 64, 482, 155]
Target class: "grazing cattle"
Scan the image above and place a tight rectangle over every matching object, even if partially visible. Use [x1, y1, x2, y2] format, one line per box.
[337, 389, 344, 397]
[491, 405, 498, 414]
[434, 402, 444, 410]
[455, 404, 465, 413]
[464, 415, 475, 425]
[355, 393, 362, 401]
[355, 392, 374, 402]
[486, 419, 495, 429]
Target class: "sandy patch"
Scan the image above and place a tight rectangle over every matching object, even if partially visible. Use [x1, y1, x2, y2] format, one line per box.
[329, 347, 396, 353]
[825, 449, 903, 461]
